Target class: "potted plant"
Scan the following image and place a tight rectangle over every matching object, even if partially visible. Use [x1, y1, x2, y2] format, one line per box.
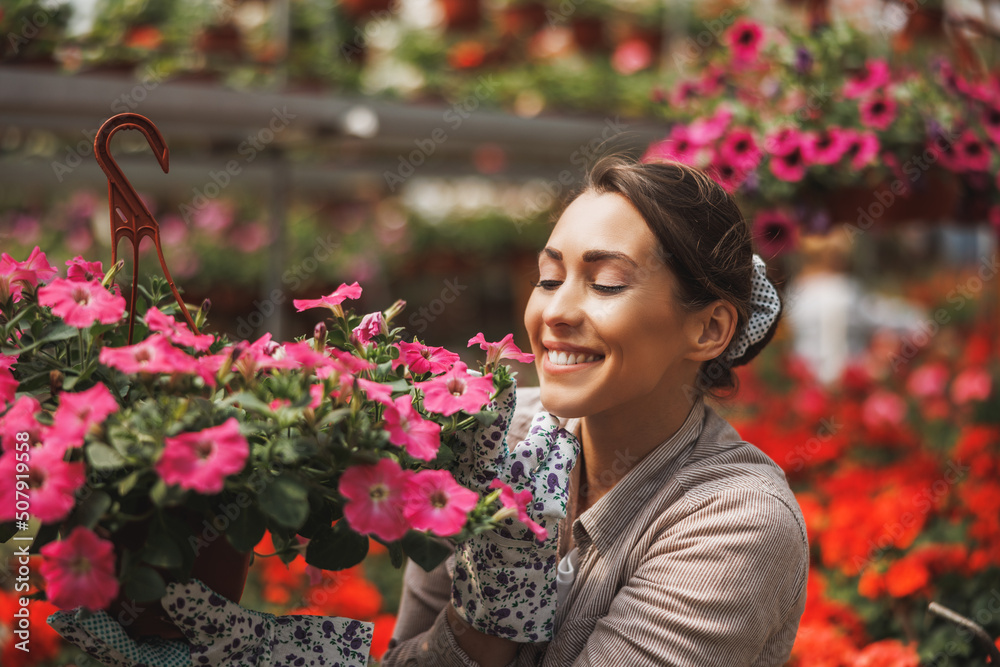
[0, 247, 537, 639]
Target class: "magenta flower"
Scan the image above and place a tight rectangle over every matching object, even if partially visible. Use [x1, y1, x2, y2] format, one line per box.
[0, 354, 16, 407]
[982, 105, 1000, 145]
[687, 107, 733, 145]
[357, 378, 394, 405]
[841, 130, 880, 169]
[708, 160, 748, 194]
[951, 368, 992, 404]
[642, 125, 704, 166]
[489, 479, 547, 541]
[954, 130, 991, 172]
[99, 334, 199, 376]
[718, 128, 762, 172]
[752, 210, 799, 258]
[802, 128, 849, 165]
[468, 333, 535, 367]
[403, 469, 478, 536]
[155, 418, 249, 494]
[611, 38, 652, 75]
[392, 341, 460, 375]
[282, 340, 332, 371]
[339, 458, 411, 541]
[47, 384, 119, 451]
[65, 257, 105, 283]
[769, 143, 807, 182]
[0, 443, 84, 522]
[230, 334, 300, 377]
[906, 363, 949, 398]
[843, 60, 890, 99]
[144, 307, 214, 352]
[352, 311, 387, 345]
[859, 95, 897, 131]
[40, 526, 119, 611]
[0, 396, 42, 452]
[1, 247, 58, 303]
[725, 18, 764, 63]
[417, 362, 494, 417]
[38, 278, 126, 329]
[383, 394, 442, 461]
[293, 282, 363, 314]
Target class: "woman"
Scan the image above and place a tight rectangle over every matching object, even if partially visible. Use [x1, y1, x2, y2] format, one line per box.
[380, 156, 808, 667]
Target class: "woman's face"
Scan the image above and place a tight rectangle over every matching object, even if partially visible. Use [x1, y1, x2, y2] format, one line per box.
[524, 190, 704, 419]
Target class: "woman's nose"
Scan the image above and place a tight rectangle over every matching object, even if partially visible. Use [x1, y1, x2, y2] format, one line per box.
[542, 282, 584, 329]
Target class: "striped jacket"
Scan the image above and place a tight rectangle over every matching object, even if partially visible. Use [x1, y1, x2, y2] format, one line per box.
[383, 387, 809, 666]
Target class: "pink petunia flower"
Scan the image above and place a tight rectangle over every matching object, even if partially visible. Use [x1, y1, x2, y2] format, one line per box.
[39, 526, 120, 611]
[718, 128, 762, 172]
[417, 362, 494, 417]
[38, 278, 126, 329]
[862, 390, 907, 430]
[281, 340, 333, 371]
[65, 257, 105, 283]
[392, 341, 460, 375]
[770, 143, 807, 182]
[841, 130, 880, 169]
[230, 334, 300, 377]
[982, 105, 1000, 145]
[144, 307, 215, 352]
[951, 367, 992, 404]
[468, 333, 534, 367]
[383, 394, 442, 461]
[954, 130, 991, 172]
[0, 443, 85, 522]
[46, 384, 119, 452]
[403, 469, 478, 536]
[489, 479, 547, 541]
[293, 282, 363, 315]
[0, 396, 42, 452]
[802, 128, 849, 165]
[99, 334, 200, 376]
[686, 107, 732, 145]
[906, 363, 949, 398]
[642, 124, 706, 166]
[708, 159, 749, 194]
[752, 210, 799, 258]
[1, 247, 58, 303]
[352, 311, 387, 345]
[0, 353, 16, 407]
[357, 378, 394, 405]
[155, 418, 249, 494]
[611, 38, 652, 75]
[339, 458, 411, 542]
[859, 95, 897, 131]
[725, 18, 764, 63]
[843, 60, 890, 99]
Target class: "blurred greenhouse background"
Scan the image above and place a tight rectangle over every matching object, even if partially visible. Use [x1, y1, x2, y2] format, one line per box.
[3, 0, 1000, 665]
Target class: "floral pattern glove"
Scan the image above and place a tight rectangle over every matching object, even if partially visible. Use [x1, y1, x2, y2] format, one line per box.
[161, 579, 373, 666]
[450, 381, 580, 643]
[47, 608, 190, 667]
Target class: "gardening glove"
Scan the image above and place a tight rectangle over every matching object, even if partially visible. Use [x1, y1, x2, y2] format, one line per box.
[450, 379, 580, 643]
[161, 578, 373, 666]
[47, 608, 190, 667]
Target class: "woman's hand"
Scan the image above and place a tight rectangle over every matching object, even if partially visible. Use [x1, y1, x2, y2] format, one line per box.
[449, 380, 580, 644]
[49, 578, 374, 667]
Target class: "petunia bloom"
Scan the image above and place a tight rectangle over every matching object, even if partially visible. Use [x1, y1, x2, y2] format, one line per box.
[339, 458, 411, 542]
[47, 383, 120, 451]
[718, 128, 762, 172]
[155, 418, 249, 494]
[65, 257, 106, 283]
[144, 306, 215, 352]
[843, 59, 890, 99]
[383, 394, 442, 461]
[403, 469, 478, 536]
[489, 479, 547, 541]
[859, 95, 897, 131]
[752, 210, 799, 258]
[99, 334, 199, 376]
[725, 18, 764, 63]
[0, 354, 16, 407]
[39, 526, 119, 611]
[468, 333, 535, 367]
[38, 278, 126, 329]
[417, 362, 494, 416]
[293, 282, 363, 315]
[0, 443, 85, 522]
[951, 367, 992, 404]
[0, 247, 58, 303]
[0, 396, 42, 452]
[841, 130, 880, 169]
[353, 311, 387, 345]
[392, 341, 460, 375]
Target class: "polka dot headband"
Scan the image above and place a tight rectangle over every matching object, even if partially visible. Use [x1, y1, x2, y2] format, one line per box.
[724, 254, 781, 363]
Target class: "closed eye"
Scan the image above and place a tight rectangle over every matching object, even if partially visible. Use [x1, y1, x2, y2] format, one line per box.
[532, 280, 627, 294]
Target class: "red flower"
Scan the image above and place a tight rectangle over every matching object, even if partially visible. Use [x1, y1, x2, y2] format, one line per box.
[752, 209, 799, 258]
[852, 639, 920, 667]
[448, 41, 485, 69]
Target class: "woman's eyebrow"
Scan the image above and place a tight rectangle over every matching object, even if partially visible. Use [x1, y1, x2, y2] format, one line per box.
[539, 247, 562, 261]
[581, 249, 639, 267]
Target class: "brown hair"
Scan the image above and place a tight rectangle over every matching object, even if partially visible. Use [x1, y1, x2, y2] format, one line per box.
[569, 155, 782, 397]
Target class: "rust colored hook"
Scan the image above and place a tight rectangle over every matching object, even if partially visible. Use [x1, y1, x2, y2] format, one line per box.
[94, 113, 199, 343]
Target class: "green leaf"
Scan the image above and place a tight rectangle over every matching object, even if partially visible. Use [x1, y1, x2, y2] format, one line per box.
[14, 322, 78, 355]
[117, 471, 142, 496]
[0, 522, 18, 543]
[388, 540, 404, 569]
[474, 409, 499, 428]
[297, 494, 337, 539]
[142, 530, 184, 569]
[86, 442, 127, 470]
[257, 474, 310, 529]
[220, 391, 272, 414]
[227, 503, 266, 553]
[150, 479, 187, 507]
[402, 531, 452, 572]
[123, 565, 167, 604]
[317, 407, 351, 429]
[305, 522, 369, 570]
[29, 522, 61, 555]
[71, 490, 112, 529]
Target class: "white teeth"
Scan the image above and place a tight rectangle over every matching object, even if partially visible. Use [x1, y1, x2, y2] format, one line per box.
[547, 349, 602, 366]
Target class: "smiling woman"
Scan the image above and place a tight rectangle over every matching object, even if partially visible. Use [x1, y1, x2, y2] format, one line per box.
[382, 156, 807, 667]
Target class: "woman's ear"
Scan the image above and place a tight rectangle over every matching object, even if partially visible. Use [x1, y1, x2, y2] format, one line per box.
[685, 300, 738, 362]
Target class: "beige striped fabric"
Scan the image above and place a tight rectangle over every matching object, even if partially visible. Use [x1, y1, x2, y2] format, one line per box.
[382, 387, 809, 667]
